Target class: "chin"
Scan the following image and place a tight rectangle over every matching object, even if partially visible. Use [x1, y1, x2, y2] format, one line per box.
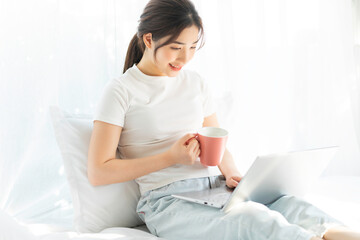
[161, 65, 182, 77]
[166, 70, 181, 77]
[167, 73, 179, 77]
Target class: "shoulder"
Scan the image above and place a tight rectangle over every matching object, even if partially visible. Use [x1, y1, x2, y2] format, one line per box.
[100, 73, 133, 101]
[107, 66, 138, 89]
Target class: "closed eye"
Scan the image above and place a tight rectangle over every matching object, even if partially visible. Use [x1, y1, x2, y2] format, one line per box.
[171, 46, 197, 50]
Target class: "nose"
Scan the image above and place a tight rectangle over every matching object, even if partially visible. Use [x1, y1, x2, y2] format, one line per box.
[177, 48, 193, 64]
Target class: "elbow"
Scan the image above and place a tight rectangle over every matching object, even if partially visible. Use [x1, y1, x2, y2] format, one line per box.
[87, 158, 128, 186]
[87, 163, 103, 187]
[88, 176, 101, 187]
[87, 172, 100, 187]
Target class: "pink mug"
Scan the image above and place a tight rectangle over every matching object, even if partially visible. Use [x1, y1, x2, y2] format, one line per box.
[194, 127, 229, 166]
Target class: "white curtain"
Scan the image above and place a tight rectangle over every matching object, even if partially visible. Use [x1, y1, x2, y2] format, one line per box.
[0, 0, 359, 230]
[353, 0, 360, 158]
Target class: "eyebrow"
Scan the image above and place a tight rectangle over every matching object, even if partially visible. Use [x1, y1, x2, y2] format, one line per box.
[171, 39, 199, 45]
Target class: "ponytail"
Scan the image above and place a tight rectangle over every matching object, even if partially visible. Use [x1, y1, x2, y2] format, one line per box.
[123, 33, 145, 73]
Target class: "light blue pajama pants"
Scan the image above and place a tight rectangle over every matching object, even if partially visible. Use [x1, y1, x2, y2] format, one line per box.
[136, 175, 343, 240]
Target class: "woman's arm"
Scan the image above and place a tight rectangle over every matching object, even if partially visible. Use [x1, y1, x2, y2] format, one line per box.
[88, 120, 199, 186]
[202, 113, 242, 187]
[218, 148, 242, 188]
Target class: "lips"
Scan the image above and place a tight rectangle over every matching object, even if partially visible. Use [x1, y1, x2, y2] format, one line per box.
[169, 63, 182, 71]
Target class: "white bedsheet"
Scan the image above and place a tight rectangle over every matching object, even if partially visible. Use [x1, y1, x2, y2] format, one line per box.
[304, 176, 360, 230]
[1, 176, 359, 240]
[37, 228, 163, 240]
[0, 210, 163, 240]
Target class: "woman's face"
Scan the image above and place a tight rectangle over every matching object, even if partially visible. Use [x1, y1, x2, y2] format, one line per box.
[148, 25, 200, 77]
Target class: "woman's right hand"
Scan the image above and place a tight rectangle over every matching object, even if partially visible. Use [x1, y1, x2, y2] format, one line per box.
[167, 133, 200, 165]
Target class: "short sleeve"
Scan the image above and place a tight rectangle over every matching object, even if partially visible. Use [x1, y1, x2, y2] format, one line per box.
[93, 80, 129, 127]
[198, 74, 216, 118]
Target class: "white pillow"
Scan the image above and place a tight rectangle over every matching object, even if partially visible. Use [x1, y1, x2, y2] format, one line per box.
[49, 105, 143, 233]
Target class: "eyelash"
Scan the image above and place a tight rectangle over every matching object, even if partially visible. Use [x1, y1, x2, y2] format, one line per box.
[171, 47, 197, 50]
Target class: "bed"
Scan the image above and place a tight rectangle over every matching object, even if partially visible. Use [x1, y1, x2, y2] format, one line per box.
[1, 106, 359, 240]
[2, 176, 360, 240]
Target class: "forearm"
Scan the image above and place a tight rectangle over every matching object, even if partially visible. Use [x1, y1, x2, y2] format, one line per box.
[218, 148, 242, 178]
[87, 151, 174, 186]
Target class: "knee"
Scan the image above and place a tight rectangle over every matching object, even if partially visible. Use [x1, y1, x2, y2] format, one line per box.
[270, 195, 320, 219]
[241, 201, 270, 215]
[225, 201, 290, 238]
[226, 201, 276, 223]
[273, 195, 307, 208]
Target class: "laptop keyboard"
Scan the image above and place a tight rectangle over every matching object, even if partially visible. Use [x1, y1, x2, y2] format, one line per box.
[207, 192, 231, 204]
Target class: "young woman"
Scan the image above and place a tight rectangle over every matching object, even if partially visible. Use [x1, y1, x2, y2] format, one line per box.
[88, 0, 360, 239]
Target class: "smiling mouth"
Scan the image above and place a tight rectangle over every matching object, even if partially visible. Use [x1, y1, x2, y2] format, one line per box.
[169, 63, 182, 70]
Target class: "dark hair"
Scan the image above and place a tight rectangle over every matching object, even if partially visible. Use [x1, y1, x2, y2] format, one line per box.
[123, 0, 205, 73]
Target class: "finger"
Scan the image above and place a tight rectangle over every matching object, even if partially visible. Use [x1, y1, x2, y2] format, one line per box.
[232, 178, 239, 185]
[183, 133, 197, 145]
[194, 144, 200, 152]
[187, 139, 198, 152]
[229, 179, 239, 188]
[195, 148, 201, 157]
[232, 176, 242, 182]
[192, 145, 199, 155]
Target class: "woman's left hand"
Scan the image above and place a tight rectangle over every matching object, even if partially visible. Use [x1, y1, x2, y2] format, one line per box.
[225, 175, 242, 189]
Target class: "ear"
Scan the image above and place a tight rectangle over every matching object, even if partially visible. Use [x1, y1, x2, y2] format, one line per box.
[142, 33, 153, 49]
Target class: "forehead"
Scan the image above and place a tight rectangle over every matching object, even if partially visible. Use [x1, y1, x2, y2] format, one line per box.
[159, 25, 200, 45]
[175, 25, 199, 42]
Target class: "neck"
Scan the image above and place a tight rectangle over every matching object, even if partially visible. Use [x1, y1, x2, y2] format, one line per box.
[136, 52, 165, 77]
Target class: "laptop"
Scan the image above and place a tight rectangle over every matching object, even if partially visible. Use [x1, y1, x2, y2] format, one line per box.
[171, 146, 339, 213]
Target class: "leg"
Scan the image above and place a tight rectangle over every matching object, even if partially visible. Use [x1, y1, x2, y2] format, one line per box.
[137, 177, 316, 240]
[139, 197, 315, 240]
[268, 195, 345, 238]
[323, 226, 360, 240]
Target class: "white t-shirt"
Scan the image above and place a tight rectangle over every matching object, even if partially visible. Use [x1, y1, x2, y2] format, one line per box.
[93, 64, 222, 195]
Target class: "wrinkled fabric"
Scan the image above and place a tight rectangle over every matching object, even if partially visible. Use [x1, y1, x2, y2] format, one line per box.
[137, 176, 342, 240]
